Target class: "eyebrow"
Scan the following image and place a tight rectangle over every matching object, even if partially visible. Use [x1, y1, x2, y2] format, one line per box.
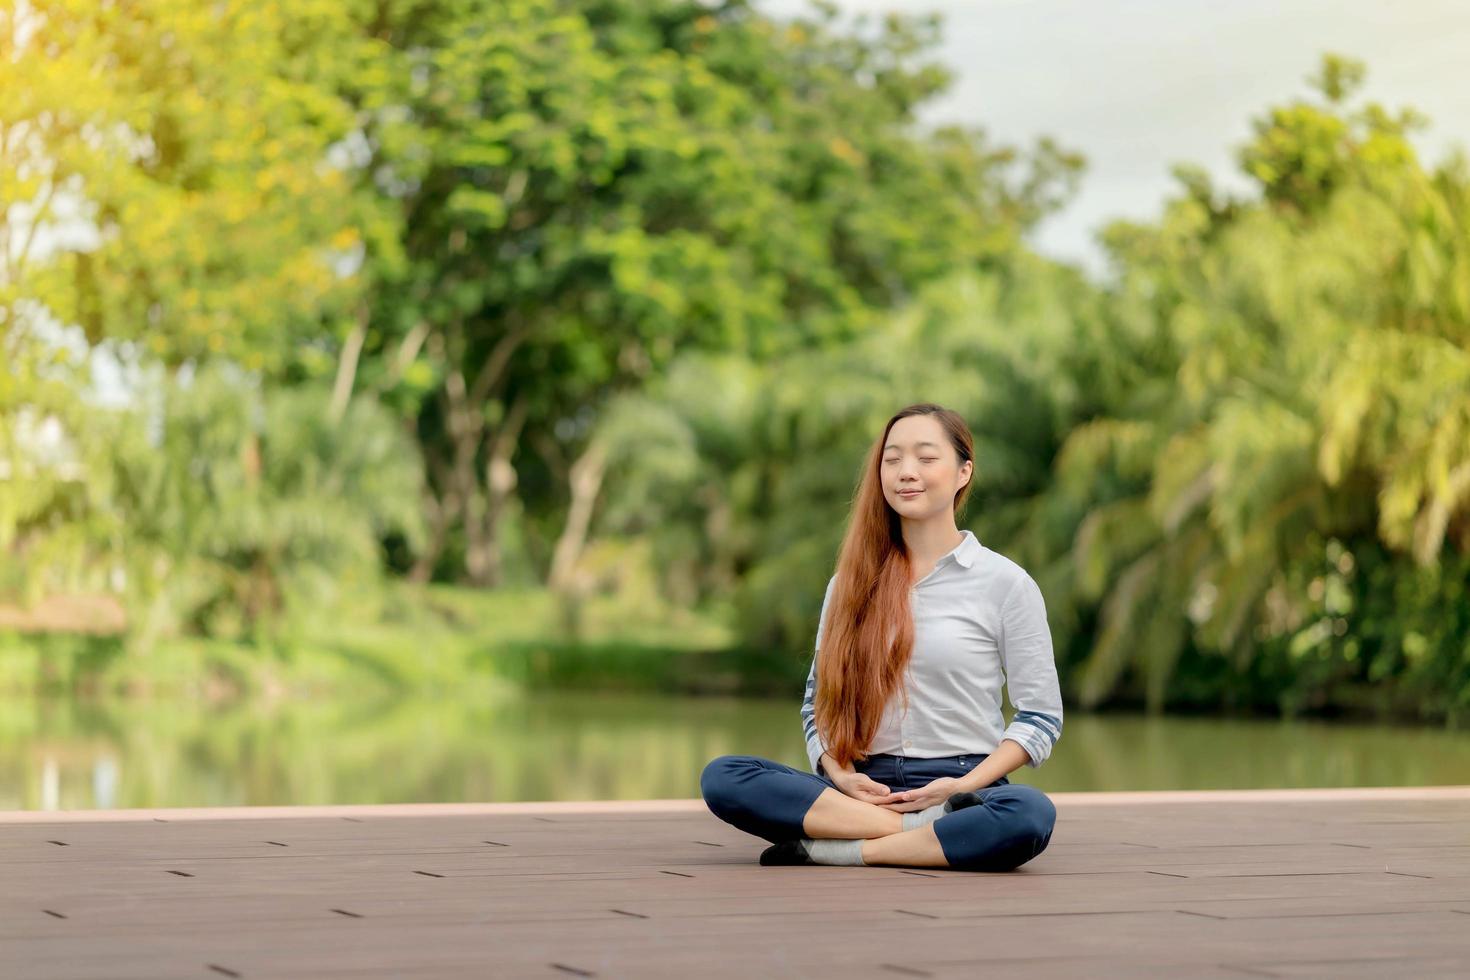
[883, 441, 943, 453]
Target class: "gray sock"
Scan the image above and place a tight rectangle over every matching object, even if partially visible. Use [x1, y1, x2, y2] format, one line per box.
[900, 802, 949, 832]
[801, 837, 867, 866]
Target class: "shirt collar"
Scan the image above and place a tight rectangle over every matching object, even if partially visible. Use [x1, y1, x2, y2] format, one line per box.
[951, 528, 981, 568]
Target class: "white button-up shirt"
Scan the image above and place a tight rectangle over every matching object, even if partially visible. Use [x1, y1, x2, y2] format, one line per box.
[800, 528, 1063, 773]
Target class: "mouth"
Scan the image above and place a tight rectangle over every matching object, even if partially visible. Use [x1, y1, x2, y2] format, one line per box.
[898, 489, 924, 498]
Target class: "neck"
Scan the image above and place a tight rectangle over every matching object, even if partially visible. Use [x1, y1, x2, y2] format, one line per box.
[900, 516, 964, 564]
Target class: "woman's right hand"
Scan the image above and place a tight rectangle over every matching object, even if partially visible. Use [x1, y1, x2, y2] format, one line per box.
[830, 768, 900, 805]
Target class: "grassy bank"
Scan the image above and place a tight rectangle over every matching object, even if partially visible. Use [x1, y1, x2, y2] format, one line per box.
[0, 583, 787, 702]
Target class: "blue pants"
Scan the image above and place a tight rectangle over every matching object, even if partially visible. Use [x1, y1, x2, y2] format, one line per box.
[700, 752, 1056, 871]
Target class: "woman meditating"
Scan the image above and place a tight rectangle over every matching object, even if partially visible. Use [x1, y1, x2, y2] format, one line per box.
[701, 403, 1061, 870]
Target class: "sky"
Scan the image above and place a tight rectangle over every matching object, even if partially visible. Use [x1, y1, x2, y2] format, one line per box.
[762, 0, 1470, 275]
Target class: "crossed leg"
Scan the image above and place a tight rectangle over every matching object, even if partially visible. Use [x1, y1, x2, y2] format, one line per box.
[800, 787, 948, 865]
[701, 755, 1055, 871]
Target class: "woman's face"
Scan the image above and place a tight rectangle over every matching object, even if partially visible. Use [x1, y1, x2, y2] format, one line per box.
[881, 415, 971, 517]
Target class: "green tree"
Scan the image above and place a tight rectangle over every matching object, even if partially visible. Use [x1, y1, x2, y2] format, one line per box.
[112, 368, 424, 645]
[1022, 55, 1470, 721]
[3, 0, 369, 370]
[2, 1, 414, 624]
[335, 0, 1082, 587]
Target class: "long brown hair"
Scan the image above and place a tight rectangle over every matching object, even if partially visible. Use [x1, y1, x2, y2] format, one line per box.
[813, 403, 976, 767]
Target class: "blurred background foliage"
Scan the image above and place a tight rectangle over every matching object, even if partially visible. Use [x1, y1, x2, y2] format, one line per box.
[1, 0, 1466, 728]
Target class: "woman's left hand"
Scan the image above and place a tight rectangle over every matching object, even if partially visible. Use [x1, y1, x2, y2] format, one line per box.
[874, 776, 962, 812]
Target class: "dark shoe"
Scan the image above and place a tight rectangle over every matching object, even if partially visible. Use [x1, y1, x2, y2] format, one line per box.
[945, 791, 985, 813]
[759, 839, 814, 866]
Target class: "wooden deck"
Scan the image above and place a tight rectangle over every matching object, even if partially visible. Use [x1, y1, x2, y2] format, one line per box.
[2, 786, 1468, 978]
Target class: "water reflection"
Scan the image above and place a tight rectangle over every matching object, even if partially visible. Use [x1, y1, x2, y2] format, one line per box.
[1, 691, 1466, 810]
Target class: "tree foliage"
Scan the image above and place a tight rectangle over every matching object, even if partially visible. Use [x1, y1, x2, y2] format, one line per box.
[1, 0, 1464, 728]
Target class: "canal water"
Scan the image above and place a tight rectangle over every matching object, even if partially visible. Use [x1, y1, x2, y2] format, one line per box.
[2, 690, 1465, 810]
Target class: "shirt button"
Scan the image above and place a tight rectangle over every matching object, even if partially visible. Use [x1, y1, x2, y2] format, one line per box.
[903, 740, 913, 748]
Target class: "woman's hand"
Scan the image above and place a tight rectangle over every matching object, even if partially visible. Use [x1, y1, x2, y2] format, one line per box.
[830, 769, 904, 806]
[873, 776, 962, 812]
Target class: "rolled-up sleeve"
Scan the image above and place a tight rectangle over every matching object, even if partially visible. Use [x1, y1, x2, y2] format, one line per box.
[998, 572, 1064, 768]
[801, 575, 837, 773]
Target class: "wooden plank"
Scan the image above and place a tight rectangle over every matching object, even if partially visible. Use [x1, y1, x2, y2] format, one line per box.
[2, 788, 1469, 977]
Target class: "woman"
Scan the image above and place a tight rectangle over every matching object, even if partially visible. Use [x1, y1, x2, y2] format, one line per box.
[700, 403, 1061, 871]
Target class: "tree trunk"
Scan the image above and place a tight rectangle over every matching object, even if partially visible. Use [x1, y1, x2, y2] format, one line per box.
[479, 392, 530, 588]
[449, 424, 496, 587]
[432, 325, 488, 585]
[327, 307, 368, 425]
[409, 455, 456, 584]
[430, 320, 534, 587]
[548, 438, 608, 593]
